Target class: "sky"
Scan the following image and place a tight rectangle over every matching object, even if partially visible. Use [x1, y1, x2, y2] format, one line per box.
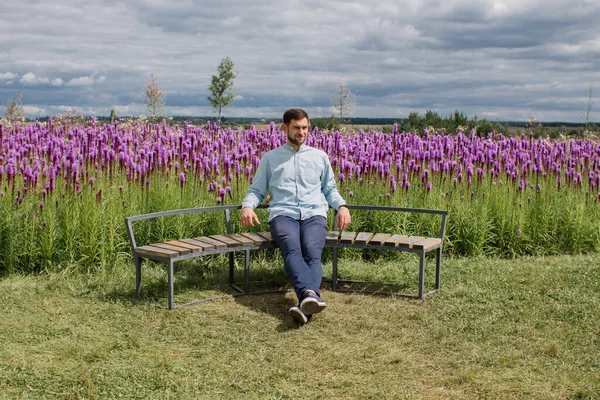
[1, 0, 599, 122]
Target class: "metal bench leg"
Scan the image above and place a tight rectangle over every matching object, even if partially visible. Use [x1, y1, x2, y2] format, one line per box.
[167, 260, 175, 310]
[135, 255, 142, 300]
[244, 250, 250, 295]
[435, 247, 442, 290]
[332, 247, 338, 291]
[228, 252, 235, 284]
[418, 251, 425, 299]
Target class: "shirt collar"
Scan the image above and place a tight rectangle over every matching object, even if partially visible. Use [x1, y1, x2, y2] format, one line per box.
[283, 144, 309, 152]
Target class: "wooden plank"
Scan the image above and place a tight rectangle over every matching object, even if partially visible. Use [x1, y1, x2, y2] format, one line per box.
[340, 231, 357, 244]
[209, 234, 241, 248]
[225, 233, 254, 246]
[238, 232, 269, 245]
[369, 233, 392, 246]
[151, 242, 192, 255]
[179, 238, 215, 250]
[397, 236, 425, 249]
[326, 231, 339, 245]
[412, 237, 442, 250]
[193, 236, 227, 250]
[384, 234, 408, 247]
[135, 245, 179, 259]
[256, 231, 274, 243]
[354, 232, 374, 245]
[165, 240, 202, 252]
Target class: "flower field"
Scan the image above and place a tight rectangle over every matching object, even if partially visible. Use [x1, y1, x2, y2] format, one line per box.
[1, 120, 599, 273]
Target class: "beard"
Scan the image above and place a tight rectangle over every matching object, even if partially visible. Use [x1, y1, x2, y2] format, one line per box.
[288, 132, 306, 147]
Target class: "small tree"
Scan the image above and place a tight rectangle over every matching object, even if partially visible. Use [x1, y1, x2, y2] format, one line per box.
[331, 84, 354, 124]
[207, 57, 237, 124]
[145, 73, 165, 122]
[109, 107, 118, 124]
[3, 91, 25, 124]
[583, 82, 593, 135]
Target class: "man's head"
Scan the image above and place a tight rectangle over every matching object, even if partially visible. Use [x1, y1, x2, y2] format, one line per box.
[283, 108, 309, 125]
[282, 108, 309, 149]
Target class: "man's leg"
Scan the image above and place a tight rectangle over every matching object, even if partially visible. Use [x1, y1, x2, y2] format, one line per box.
[270, 216, 313, 299]
[300, 216, 327, 295]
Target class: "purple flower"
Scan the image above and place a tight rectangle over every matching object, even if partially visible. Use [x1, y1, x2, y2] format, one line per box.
[516, 229, 521, 235]
[348, 191, 354, 198]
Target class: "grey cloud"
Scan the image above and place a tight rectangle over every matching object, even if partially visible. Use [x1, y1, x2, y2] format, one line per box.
[1, 0, 599, 122]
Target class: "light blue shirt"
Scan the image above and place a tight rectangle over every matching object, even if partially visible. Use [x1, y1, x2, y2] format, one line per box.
[242, 144, 347, 221]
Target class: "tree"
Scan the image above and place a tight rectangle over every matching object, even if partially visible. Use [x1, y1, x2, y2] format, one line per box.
[331, 84, 354, 124]
[145, 73, 165, 122]
[583, 81, 593, 135]
[109, 107, 118, 124]
[207, 57, 237, 124]
[3, 91, 25, 124]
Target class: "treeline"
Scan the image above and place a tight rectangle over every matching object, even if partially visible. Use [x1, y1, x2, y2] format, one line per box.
[28, 112, 596, 138]
[312, 111, 596, 138]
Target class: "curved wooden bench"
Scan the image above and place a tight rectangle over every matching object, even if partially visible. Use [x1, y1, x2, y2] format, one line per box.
[125, 205, 448, 309]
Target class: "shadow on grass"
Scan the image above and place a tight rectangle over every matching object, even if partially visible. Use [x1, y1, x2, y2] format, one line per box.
[93, 253, 425, 317]
[232, 292, 308, 332]
[96, 257, 293, 310]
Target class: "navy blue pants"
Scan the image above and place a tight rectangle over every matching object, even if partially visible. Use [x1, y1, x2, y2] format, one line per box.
[269, 215, 327, 300]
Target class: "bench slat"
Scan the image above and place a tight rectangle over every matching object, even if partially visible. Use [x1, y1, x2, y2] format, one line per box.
[151, 242, 192, 254]
[384, 234, 408, 247]
[369, 233, 392, 246]
[209, 234, 241, 248]
[326, 231, 339, 245]
[238, 232, 269, 245]
[354, 232, 374, 245]
[412, 237, 442, 250]
[256, 232, 275, 243]
[340, 231, 356, 244]
[179, 238, 215, 250]
[165, 240, 202, 252]
[397, 236, 425, 248]
[194, 236, 227, 250]
[136, 245, 179, 259]
[225, 233, 254, 246]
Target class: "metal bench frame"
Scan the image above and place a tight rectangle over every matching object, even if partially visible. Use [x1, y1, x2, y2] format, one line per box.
[125, 204, 448, 309]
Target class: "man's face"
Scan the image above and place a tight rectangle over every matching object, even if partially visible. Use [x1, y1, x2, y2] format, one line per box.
[283, 118, 309, 147]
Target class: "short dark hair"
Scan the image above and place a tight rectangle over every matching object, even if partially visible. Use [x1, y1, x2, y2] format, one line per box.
[283, 108, 309, 125]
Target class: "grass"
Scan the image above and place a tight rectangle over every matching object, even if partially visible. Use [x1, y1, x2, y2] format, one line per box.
[1, 253, 600, 399]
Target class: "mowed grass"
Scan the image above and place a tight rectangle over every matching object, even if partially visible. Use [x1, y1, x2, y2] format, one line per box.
[1, 254, 599, 399]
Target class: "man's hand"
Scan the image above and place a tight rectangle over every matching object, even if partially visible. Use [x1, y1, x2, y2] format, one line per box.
[336, 206, 351, 230]
[241, 207, 260, 227]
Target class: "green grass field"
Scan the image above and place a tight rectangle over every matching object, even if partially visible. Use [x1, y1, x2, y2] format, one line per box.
[1, 254, 599, 399]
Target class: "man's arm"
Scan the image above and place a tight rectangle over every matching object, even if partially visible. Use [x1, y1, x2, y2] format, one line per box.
[241, 156, 270, 227]
[320, 156, 351, 229]
[321, 157, 346, 210]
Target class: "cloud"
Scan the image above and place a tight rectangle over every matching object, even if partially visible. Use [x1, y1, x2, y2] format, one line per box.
[0, 72, 17, 80]
[23, 105, 47, 115]
[66, 75, 94, 87]
[19, 72, 50, 85]
[1, 0, 599, 121]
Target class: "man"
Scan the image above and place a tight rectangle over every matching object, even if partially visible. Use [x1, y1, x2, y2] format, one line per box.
[241, 108, 351, 324]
